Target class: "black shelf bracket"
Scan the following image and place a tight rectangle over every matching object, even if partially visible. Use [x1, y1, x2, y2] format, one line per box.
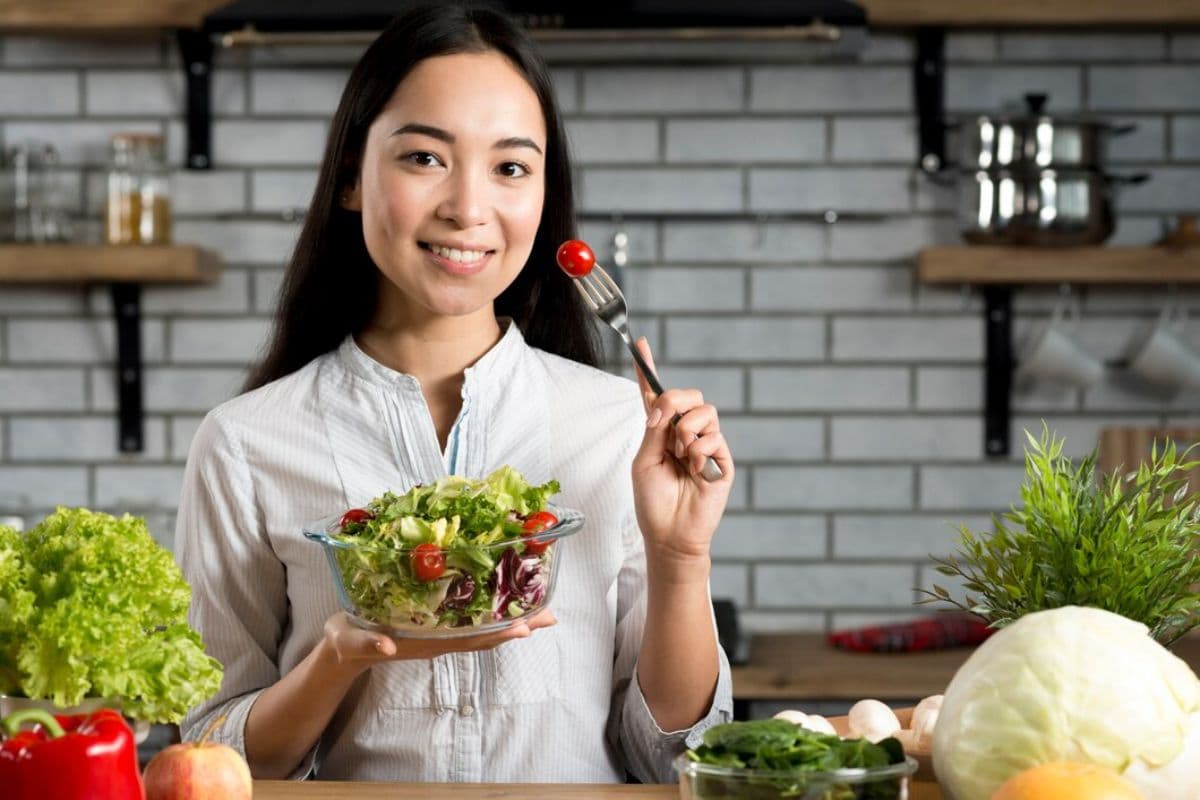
[177, 29, 213, 170]
[914, 28, 947, 174]
[111, 283, 144, 453]
[983, 288, 1014, 457]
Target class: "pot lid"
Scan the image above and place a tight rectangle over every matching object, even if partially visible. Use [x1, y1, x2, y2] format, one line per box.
[961, 93, 1114, 126]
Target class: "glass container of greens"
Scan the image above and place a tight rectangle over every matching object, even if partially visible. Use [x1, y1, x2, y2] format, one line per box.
[304, 466, 583, 638]
[675, 719, 917, 800]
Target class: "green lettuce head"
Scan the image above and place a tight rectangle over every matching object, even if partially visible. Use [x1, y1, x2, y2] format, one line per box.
[934, 605, 1200, 800]
[0, 507, 223, 723]
[0, 524, 35, 694]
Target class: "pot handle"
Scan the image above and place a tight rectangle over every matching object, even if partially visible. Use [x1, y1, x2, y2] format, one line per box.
[1106, 123, 1137, 136]
[1106, 172, 1150, 185]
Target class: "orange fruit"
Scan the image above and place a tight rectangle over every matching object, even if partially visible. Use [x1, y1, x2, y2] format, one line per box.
[990, 762, 1144, 800]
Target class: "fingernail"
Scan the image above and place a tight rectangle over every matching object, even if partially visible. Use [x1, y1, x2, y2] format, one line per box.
[647, 408, 662, 428]
[675, 439, 685, 459]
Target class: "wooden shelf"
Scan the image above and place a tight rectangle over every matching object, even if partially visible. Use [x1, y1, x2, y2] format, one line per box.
[861, 0, 1200, 27]
[918, 245, 1200, 286]
[0, 243, 221, 453]
[0, 1, 229, 31]
[0, 244, 219, 284]
[4, 0, 1200, 32]
[917, 244, 1200, 458]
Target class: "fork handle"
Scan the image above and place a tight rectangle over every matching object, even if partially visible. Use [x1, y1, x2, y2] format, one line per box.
[625, 340, 724, 483]
[628, 340, 665, 395]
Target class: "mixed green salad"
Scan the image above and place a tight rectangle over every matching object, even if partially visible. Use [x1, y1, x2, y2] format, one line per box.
[682, 719, 908, 800]
[326, 466, 564, 630]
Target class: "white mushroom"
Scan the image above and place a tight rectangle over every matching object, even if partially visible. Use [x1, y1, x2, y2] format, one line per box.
[847, 699, 901, 743]
[800, 714, 837, 736]
[910, 694, 942, 729]
[909, 694, 942, 750]
[911, 707, 938, 751]
[773, 709, 811, 726]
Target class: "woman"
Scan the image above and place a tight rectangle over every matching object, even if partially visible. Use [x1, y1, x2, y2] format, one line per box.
[177, 3, 734, 784]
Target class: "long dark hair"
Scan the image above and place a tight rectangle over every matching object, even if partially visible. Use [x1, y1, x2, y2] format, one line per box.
[245, 3, 600, 391]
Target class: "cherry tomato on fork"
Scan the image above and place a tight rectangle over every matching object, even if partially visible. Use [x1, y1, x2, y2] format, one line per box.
[521, 510, 559, 556]
[411, 543, 446, 582]
[556, 240, 595, 278]
[339, 508, 374, 529]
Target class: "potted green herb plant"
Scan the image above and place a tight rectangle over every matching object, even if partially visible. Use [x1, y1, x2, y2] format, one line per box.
[923, 425, 1200, 647]
[0, 507, 223, 731]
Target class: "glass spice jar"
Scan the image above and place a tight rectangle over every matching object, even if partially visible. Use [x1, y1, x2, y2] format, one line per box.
[105, 133, 171, 245]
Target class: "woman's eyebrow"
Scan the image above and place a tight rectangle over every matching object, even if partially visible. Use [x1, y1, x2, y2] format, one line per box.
[390, 122, 453, 142]
[494, 136, 543, 155]
[390, 123, 543, 155]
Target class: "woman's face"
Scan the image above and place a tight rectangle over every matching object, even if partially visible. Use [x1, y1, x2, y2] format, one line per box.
[347, 51, 547, 326]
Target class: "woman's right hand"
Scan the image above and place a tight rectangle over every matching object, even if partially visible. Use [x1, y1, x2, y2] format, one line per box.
[320, 610, 557, 678]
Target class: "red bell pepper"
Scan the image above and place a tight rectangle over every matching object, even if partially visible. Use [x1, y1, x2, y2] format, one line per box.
[0, 707, 145, 800]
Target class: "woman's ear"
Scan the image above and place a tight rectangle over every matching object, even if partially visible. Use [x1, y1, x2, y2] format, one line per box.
[340, 183, 362, 211]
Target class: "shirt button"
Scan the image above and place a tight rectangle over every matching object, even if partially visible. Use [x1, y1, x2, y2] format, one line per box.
[460, 705, 475, 717]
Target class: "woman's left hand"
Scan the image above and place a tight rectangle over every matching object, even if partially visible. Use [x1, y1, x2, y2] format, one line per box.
[631, 338, 734, 575]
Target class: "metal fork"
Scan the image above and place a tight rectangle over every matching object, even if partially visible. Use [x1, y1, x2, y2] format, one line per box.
[572, 263, 724, 482]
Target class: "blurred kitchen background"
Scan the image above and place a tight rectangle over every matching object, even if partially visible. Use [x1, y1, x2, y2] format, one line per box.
[0, 1, 1197, 636]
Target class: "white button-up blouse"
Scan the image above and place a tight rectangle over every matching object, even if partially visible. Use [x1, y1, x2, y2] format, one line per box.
[175, 322, 733, 783]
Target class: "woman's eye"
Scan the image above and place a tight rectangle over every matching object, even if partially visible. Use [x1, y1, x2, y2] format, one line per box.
[402, 151, 442, 168]
[497, 161, 531, 179]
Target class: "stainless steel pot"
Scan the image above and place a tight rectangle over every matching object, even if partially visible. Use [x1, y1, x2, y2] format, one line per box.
[952, 94, 1133, 171]
[957, 168, 1147, 246]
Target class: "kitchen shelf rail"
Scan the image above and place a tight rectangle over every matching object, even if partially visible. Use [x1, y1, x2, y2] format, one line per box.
[0, 243, 221, 453]
[861, 0, 1200, 27]
[917, 245, 1200, 459]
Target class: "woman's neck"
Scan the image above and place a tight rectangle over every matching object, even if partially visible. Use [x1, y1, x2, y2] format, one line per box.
[355, 313, 504, 451]
[357, 317, 502, 383]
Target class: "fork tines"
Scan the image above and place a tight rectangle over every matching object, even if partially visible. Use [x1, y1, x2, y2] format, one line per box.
[573, 264, 620, 307]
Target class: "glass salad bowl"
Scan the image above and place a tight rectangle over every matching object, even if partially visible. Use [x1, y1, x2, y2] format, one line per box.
[675, 754, 919, 800]
[304, 503, 583, 639]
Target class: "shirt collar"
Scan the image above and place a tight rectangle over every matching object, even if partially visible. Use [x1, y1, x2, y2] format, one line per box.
[336, 318, 527, 392]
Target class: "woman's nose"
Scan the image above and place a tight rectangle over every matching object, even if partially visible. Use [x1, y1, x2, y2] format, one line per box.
[436, 168, 489, 228]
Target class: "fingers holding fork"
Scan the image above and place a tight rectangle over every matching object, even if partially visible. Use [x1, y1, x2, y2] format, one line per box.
[633, 337, 729, 484]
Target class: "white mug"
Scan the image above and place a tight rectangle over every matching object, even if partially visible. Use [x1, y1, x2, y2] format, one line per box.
[1015, 294, 1104, 389]
[1127, 304, 1200, 392]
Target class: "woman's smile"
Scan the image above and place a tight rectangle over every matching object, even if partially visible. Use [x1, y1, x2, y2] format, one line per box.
[418, 240, 496, 276]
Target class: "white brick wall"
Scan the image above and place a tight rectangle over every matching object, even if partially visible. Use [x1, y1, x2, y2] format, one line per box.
[0, 28, 1196, 633]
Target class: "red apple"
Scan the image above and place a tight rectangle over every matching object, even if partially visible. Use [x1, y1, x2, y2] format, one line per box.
[143, 738, 252, 800]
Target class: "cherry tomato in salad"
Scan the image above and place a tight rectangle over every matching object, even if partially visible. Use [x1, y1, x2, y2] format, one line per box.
[556, 240, 595, 278]
[411, 543, 446, 582]
[340, 508, 374, 529]
[521, 510, 559, 556]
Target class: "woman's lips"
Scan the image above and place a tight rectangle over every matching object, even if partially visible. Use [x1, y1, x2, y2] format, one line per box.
[420, 241, 494, 276]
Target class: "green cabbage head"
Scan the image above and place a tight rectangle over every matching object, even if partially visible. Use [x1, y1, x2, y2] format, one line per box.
[933, 605, 1200, 800]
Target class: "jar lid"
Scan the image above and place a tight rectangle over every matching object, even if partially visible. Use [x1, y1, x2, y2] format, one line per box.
[111, 132, 164, 145]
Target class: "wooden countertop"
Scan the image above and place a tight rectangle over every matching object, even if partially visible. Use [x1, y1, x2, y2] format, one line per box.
[246, 631, 1200, 800]
[732, 632, 1200, 701]
[252, 781, 944, 799]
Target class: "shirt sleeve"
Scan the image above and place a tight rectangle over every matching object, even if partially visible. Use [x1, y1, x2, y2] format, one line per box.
[606, 509, 734, 784]
[175, 411, 318, 779]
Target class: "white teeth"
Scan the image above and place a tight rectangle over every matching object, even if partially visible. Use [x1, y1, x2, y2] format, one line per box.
[430, 244, 486, 263]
